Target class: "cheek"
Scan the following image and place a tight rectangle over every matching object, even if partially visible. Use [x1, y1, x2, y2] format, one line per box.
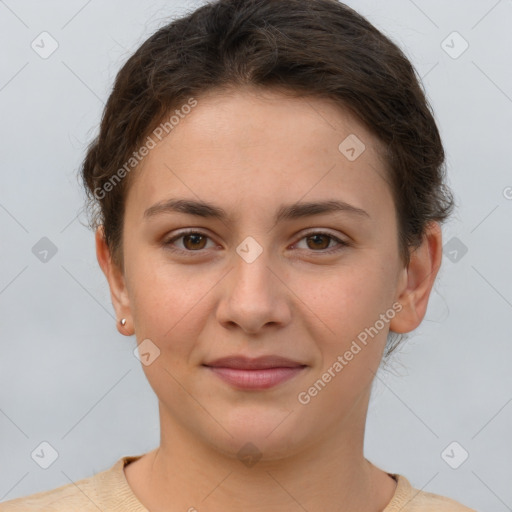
[308, 264, 394, 336]
[301, 268, 394, 404]
[127, 255, 216, 349]
[129, 268, 207, 396]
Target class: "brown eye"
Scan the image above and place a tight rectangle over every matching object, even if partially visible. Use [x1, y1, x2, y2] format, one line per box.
[182, 233, 208, 250]
[164, 230, 215, 254]
[295, 231, 349, 254]
[305, 233, 332, 250]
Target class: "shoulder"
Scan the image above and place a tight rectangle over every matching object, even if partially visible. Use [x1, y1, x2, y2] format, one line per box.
[409, 489, 478, 511]
[0, 474, 101, 512]
[386, 474, 477, 512]
[0, 456, 144, 512]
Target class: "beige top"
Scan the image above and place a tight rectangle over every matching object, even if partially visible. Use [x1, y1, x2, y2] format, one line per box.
[0, 454, 477, 511]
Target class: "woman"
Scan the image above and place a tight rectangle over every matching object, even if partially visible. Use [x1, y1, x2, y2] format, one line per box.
[0, 0, 476, 510]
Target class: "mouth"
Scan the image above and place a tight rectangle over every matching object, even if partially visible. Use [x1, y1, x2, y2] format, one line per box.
[203, 366, 307, 390]
[202, 355, 307, 390]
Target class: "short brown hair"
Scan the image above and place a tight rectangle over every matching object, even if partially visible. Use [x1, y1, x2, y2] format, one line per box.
[81, 0, 454, 357]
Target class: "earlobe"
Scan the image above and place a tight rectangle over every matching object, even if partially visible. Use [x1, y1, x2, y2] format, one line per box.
[95, 226, 133, 335]
[389, 222, 443, 334]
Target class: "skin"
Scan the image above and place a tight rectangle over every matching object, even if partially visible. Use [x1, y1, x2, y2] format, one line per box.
[96, 86, 443, 511]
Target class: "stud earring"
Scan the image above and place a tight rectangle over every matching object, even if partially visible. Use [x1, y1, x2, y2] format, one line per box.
[120, 318, 127, 326]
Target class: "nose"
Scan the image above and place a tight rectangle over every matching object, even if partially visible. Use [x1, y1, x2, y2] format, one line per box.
[215, 247, 292, 334]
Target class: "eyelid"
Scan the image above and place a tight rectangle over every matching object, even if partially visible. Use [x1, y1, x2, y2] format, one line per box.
[163, 228, 218, 252]
[292, 229, 351, 252]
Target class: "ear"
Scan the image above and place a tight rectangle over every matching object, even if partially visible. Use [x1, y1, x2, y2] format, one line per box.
[389, 221, 443, 334]
[95, 226, 133, 336]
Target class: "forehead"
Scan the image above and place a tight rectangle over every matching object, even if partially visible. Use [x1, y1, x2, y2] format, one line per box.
[149, 86, 383, 156]
[125, 87, 393, 222]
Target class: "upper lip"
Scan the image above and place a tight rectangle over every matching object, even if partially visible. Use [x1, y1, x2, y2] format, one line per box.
[203, 355, 306, 370]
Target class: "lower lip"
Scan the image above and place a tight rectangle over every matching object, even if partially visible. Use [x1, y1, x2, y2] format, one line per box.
[204, 366, 306, 389]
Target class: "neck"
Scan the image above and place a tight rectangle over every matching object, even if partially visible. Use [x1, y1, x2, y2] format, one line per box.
[124, 388, 397, 511]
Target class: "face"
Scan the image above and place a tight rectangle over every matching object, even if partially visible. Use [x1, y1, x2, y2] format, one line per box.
[99, 86, 433, 461]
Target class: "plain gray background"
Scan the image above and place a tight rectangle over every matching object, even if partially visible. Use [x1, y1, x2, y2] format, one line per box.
[1, 0, 511, 509]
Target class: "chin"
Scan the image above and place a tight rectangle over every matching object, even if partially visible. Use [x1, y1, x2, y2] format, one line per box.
[198, 408, 309, 462]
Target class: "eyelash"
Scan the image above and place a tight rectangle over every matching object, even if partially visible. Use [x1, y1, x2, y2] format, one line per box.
[163, 229, 350, 256]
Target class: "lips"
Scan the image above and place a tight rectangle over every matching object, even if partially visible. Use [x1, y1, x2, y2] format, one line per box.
[203, 355, 307, 390]
[203, 355, 306, 370]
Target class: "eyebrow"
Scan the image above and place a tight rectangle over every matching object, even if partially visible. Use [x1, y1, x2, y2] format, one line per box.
[143, 198, 370, 223]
